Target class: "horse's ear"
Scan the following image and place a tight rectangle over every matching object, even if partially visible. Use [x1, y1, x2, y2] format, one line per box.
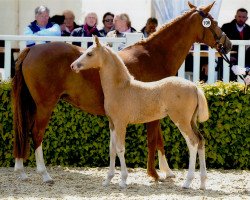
[188, 1, 196, 9]
[93, 35, 101, 47]
[203, 1, 215, 13]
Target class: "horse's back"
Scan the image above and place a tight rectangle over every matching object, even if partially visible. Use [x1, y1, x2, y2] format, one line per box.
[21, 42, 105, 115]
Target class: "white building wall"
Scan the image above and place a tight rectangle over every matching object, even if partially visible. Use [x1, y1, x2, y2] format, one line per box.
[0, 0, 250, 35]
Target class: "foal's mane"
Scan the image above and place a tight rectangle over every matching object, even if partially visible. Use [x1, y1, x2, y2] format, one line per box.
[103, 45, 135, 81]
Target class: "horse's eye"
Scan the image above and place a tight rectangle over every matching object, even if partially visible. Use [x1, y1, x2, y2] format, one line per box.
[87, 52, 92, 57]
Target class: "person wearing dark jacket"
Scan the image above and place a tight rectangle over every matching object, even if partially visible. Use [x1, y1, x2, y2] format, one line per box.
[24, 6, 61, 47]
[220, 8, 250, 81]
[71, 12, 101, 47]
[62, 10, 80, 36]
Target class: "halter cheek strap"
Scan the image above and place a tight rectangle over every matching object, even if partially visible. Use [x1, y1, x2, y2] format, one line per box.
[197, 10, 248, 90]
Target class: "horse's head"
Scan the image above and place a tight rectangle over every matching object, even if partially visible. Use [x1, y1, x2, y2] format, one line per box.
[189, 1, 232, 54]
[71, 36, 104, 73]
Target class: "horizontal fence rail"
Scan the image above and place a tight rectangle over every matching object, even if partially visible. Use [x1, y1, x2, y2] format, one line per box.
[0, 34, 249, 83]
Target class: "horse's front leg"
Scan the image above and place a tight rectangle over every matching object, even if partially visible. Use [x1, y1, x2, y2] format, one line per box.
[14, 158, 28, 180]
[103, 122, 117, 186]
[113, 122, 128, 188]
[35, 144, 53, 183]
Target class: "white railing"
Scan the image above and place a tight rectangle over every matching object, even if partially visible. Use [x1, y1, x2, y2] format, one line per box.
[0, 34, 249, 83]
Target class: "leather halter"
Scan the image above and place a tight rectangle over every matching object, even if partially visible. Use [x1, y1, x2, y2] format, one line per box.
[197, 10, 248, 89]
[196, 10, 226, 51]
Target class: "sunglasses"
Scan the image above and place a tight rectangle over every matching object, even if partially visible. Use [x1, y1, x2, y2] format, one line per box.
[104, 19, 113, 23]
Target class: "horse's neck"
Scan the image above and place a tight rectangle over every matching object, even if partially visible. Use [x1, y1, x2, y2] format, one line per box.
[147, 10, 198, 69]
[100, 49, 132, 91]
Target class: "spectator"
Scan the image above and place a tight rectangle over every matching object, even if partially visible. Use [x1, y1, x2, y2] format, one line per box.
[107, 13, 137, 50]
[24, 5, 61, 47]
[62, 10, 80, 36]
[71, 12, 101, 47]
[99, 12, 114, 37]
[50, 15, 67, 36]
[140, 17, 158, 38]
[220, 8, 250, 81]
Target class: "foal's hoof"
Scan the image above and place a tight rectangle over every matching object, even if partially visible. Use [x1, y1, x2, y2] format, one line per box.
[166, 171, 175, 178]
[102, 180, 110, 187]
[119, 181, 127, 189]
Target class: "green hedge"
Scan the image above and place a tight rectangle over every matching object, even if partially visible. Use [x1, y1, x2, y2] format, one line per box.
[0, 81, 249, 169]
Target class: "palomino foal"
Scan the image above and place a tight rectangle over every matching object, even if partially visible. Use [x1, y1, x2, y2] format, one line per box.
[71, 37, 209, 189]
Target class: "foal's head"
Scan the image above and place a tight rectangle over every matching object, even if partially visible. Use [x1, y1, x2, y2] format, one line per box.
[71, 36, 106, 73]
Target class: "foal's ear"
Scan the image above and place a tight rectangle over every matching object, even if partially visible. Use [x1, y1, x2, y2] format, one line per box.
[203, 1, 215, 14]
[188, 1, 196, 9]
[93, 35, 101, 47]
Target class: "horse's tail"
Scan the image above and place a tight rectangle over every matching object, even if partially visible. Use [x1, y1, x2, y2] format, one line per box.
[12, 47, 36, 160]
[196, 87, 209, 122]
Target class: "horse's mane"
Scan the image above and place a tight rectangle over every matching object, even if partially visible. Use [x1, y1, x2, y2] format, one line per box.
[128, 7, 196, 47]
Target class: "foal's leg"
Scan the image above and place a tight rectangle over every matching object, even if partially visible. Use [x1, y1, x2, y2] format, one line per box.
[103, 122, 117, 186]
[113, 122, 128, 188]
[191, 121, 207, 189]
[198, 140, 207, 190]
[177, 122, 199, 189]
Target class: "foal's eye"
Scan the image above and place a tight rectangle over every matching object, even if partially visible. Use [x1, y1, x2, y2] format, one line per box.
[87, 52, 92, 57]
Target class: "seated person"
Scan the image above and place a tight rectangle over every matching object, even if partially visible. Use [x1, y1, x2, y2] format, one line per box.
[24, 5, 61, 47]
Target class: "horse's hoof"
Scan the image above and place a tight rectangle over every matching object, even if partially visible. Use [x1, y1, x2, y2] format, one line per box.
[43, 179, 55, 185]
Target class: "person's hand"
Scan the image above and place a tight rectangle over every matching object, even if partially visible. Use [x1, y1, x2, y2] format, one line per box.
[231, 65, 246, 75]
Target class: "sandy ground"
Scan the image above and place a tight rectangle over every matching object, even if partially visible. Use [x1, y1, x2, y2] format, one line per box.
[0, 167, 249, 200]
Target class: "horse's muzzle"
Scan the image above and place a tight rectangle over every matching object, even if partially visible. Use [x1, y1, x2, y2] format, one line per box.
[218, 33, 232, 54]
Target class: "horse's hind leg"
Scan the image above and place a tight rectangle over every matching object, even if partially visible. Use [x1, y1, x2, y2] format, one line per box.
[32, 104, 55, 183]
[156, 126, 175, 178]
[14, 158, 28, 180]
[146, 120, 174, 180]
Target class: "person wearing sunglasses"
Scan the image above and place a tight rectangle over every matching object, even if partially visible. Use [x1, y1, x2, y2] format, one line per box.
[99, 12, 114, 37]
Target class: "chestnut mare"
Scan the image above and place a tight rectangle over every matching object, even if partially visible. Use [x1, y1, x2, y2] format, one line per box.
[12, 2, 231, 184]
[71, 36, 209, 189]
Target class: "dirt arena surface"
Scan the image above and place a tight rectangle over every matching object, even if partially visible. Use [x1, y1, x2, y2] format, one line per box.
[0, 167, 249, 200]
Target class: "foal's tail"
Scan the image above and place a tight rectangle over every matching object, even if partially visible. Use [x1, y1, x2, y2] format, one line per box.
[12, 47, 36, 159]
[196, 88, 209, 122]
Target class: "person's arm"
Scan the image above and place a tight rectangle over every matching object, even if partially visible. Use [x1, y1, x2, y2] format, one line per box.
[35, 24, 61, 36]
[23, 26, 37, 46]
[24, 24, 61, 46]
